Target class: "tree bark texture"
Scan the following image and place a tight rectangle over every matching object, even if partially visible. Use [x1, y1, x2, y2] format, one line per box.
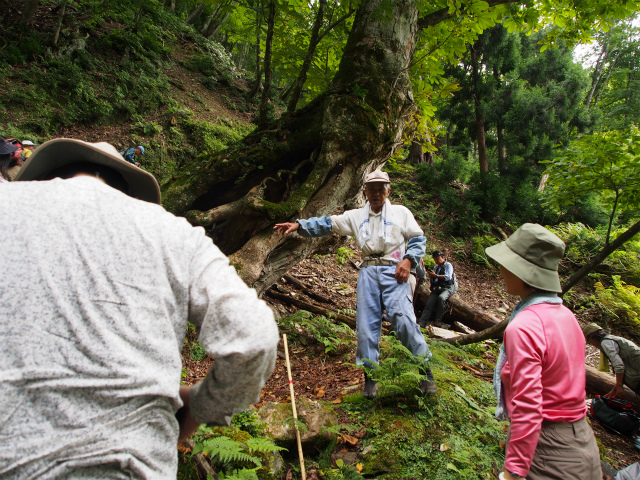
[162, 0, 420, 296]
[408, 140, 426, 164]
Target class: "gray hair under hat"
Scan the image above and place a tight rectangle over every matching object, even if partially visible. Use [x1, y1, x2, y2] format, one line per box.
[485, 223, 565, 293]
[14, 138, 160, 204]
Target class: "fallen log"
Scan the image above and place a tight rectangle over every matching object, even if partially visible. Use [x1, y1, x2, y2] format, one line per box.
[586, 365, 640, 407]
[446, 295, 503, 331]
[283, 274, 334, 305]
[414, 284, 502, 332]
[266, 287, 359, 331]
[453, 321, 475, 335]
[426, 325, 460, 340]
[441, 317, 508, 346]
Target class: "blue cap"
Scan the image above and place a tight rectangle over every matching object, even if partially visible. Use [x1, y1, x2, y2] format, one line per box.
[136, 146, 145, 155]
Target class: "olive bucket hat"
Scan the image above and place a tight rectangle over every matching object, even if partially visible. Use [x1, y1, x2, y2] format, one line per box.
[582, 322, 604, 339]
[14, 138, 160, 204]
[485, 223, 565, 293]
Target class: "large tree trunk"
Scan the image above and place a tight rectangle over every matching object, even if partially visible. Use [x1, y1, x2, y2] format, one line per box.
[162, 0, 420, 295]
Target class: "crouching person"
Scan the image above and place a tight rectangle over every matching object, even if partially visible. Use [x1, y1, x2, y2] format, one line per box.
[1, 139, 279, 479]
[418, 250, 457, 327]
[274, 169, 436, 399]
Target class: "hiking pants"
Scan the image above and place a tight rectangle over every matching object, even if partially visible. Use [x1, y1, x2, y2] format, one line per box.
[355, 265, 431, 369]
[507, 417, 601, 480]
[418, 285, 455, 325]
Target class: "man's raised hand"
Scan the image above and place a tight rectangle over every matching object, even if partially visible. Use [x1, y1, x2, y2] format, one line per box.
[273, 222, 300, 235]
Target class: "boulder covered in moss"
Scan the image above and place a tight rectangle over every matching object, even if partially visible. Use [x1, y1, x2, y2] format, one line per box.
[256, 398, 338, 449]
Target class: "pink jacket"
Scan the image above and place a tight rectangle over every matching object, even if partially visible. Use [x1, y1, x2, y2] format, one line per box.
[501, 303, 587, 477]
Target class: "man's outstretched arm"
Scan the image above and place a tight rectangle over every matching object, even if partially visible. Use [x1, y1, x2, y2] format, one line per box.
[274, 216, 333, 237]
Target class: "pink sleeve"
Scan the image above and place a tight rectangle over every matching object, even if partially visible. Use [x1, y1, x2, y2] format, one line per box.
[503, 313, 546, 477]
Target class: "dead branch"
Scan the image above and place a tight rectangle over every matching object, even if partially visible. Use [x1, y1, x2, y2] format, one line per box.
[266, 286, 376, 332]
[182, 438, 218, 479]
[441, 317, 508, 346]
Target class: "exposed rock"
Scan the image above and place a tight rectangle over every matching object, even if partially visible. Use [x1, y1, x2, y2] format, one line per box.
[257, 398, 338, 449]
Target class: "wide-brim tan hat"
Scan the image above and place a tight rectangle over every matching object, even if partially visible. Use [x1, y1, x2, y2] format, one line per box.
[14, 138, 160, 204]
[365, 169, 390, 184]
[485, 223, 565, 293]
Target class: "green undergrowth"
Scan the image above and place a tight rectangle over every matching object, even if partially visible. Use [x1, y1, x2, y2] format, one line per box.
[1, 0, 255, 188]
[179, 420, 286, 480]
[277, 310, 356, 356]
[550, 223, 640, 285]
[338, 337, 506, 480]
[182, 322, 208, 363]
[178, 313, 506, 479]
[593, 276, 640, 345]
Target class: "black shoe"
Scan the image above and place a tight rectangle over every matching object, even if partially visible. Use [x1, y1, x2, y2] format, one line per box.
[362, 377, 378, 399]
[419, 368, 437, 395]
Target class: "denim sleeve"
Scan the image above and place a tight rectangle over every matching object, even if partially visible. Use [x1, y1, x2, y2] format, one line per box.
[442, 262, 454, 282]
[296, 216, 333, 238]
[403, 235, 426, 266]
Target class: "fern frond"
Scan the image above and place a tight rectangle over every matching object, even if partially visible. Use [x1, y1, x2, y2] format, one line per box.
[218, 467, 260, 480]
[245, 436, 287, 454]
[200, 436, 261, 468]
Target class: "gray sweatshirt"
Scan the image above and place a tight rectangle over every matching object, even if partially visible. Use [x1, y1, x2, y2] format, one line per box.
[0, 177, 279, 478]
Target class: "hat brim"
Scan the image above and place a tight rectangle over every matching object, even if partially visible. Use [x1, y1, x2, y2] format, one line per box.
[0, 143, 18, 155]
[486, 241, 562, 293]
[14, 138, 160, 204]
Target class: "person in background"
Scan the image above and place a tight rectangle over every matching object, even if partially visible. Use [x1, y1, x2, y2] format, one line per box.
[122, 145, 145, 167]
[1, 138, 279, 478]
[274, 169, 436, 399]
[21, 140, 36, 159]
[0, 135, 20, 182]
[486, 223, 601, 480]
[417, 250, 457, 327]
[583, 323, 640, 399]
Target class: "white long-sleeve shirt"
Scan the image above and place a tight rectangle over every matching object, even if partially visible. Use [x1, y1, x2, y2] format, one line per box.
[0, 177, 279, 479]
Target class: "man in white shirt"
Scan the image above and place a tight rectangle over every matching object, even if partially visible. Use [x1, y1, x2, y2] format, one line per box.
[274, 169, 436, 399]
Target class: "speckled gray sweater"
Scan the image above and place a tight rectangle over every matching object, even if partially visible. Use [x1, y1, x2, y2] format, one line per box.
[0, 177, 279, 479]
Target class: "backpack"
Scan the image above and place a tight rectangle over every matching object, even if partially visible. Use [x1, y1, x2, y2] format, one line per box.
[589, 395, 640, 438]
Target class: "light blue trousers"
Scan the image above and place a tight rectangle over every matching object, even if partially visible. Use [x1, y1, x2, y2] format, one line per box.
[356, 265, 431, 369]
